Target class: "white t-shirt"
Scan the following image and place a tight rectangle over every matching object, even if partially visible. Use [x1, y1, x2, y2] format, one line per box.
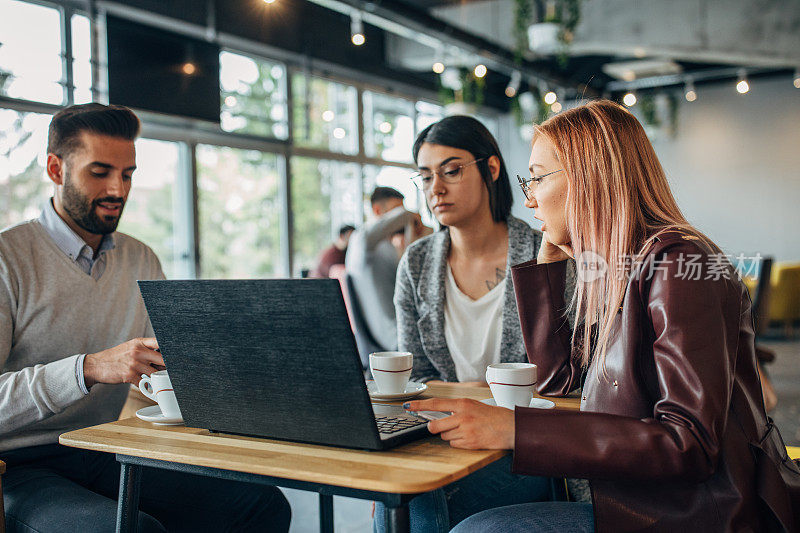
[443, 264, 506, 382]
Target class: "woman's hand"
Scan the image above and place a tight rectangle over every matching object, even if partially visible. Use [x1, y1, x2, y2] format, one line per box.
[404, 398, 515, 450]
[537, 231, 574, 263]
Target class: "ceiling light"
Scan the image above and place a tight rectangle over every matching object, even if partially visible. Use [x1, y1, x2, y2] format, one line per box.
[379, 121, 392, 134]
[474, 64, 487, 78]
[322, 110, 335, 122]
[684, 79, 697, 102]
[544, 91, 557, 105]
[736, 69, 749, 94]
[505, 71, 521, 98]
[432, 62, 445, 74]
[623, 92, 637, 107]
[551, 101, 562, 113]
[332, 127, 346, 139]
[224, 95, 237, 107]
[351, 11, 365, 46]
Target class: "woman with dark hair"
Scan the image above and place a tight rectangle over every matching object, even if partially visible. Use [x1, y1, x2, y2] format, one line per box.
[373, 116, 562, 532]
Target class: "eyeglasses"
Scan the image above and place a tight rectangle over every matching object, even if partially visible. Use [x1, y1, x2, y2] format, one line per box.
[516, 169, 563, 200]
[410, 158, 486, 190]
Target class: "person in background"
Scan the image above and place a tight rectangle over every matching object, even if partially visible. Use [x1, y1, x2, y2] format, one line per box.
[375, 116, 566, 533]
[0, 103, 291, 533]
[311, 224, 355, 278]
[407, 100, 800, 533]
[345, 187, 430, 351]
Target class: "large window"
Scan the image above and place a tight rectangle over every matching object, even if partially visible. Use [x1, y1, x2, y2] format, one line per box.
[291, 157, 361, 276]
[362, 91, 414, 163]
[363, 165, 432, 225]
[0, 109, 51, 228]
[117, 139, 191, 279]
[71, 14, 93, 104]
[197, 145, 282, 278]
[220, 51, 288, 139]
[2, 1, 500, 281]
[0, 0, 64, 104]
[292, 74, 358, 155]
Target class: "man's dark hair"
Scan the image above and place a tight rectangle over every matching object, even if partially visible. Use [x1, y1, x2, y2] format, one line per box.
[412, 115, 512, 222]
[47, 103, 140, 159]
[370, 186, 404, 206]
[338, 224, 355, 237]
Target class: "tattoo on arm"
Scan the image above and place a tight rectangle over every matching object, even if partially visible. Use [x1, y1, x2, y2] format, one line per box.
[485, 268, 506, 290]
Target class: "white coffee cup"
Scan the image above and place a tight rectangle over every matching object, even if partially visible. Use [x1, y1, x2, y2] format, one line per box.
[138, 370, 182, 419]
[485, 363, 538, 409]
[369, 351, 413, 394]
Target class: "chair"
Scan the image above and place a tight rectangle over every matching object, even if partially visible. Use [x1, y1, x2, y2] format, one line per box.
[1, 459, 5, 533]
[344, 274, 385, 372]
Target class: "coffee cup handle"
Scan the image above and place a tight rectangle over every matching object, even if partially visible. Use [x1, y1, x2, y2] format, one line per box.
[138, 374, 157, 402]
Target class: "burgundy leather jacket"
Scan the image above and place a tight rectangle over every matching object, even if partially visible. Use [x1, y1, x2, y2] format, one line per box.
[510, 232, 800, 532]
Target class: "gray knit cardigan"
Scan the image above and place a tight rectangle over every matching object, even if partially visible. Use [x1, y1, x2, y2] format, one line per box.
[394, 216, 544, 383]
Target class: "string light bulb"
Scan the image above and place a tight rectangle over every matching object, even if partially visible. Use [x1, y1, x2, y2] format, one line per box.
[551, 101, 562, 113]
[432, 62, 445, 74]
[684, 79, 697, 102]
[351, 11, 365, 46]
[263, 0, 276, 3]
[474, 64, 487, 78]
[544, 91, 557, 105]
[736, 69, 749, 94]
[622, 92, 637, 107]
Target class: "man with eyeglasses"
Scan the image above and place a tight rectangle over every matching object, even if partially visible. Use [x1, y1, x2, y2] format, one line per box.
[345, 187, 431, 355]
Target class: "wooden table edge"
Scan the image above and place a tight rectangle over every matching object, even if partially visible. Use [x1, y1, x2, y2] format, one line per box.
[58, 429, 509, 494]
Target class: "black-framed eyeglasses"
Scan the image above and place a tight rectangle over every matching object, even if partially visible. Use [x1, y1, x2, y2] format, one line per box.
[411, 158, 486, 190]
[516, 169, 563, 200]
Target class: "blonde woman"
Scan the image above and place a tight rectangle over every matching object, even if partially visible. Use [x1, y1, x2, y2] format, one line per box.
[406, 100, 800, 532]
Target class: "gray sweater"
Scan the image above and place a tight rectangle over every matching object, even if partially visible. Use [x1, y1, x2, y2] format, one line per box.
[394, 216, 543, 383]
[0, 219, 164, 451]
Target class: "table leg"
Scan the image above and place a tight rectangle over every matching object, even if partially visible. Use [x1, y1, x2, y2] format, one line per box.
[116, 462, 142, 533]
[384, 504, 410, 533]
[318, 493, 334, 533]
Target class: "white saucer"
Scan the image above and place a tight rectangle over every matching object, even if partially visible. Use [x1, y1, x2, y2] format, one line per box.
[367, 381, 428, 401]
[480, 397, 556, 410]
[136, 405, 184, 425]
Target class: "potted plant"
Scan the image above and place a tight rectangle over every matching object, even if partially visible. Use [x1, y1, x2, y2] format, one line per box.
[522, 0, 582, 57]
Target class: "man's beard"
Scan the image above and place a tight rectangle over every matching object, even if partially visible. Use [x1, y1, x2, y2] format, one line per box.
[62, 172, 125, 235]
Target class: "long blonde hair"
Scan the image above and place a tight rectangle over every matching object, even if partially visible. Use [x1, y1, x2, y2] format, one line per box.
[534, 100, 714, 371]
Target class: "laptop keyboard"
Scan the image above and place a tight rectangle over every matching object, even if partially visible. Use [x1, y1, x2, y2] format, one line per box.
[375, 415, 427, 435]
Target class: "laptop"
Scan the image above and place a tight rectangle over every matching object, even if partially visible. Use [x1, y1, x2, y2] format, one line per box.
[137, 279, 431, 450]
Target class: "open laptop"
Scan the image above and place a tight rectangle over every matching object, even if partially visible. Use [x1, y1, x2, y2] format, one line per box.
[137, 279, 431, 450]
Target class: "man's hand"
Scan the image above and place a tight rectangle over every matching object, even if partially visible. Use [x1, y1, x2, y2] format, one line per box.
[537, 231, 574, 264]
[83, 338, 164, 388]
[404, 398, 515, 450]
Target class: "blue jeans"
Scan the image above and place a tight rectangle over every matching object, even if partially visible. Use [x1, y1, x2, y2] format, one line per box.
[2, 443, 291, 533]
[451, 502, 594, 533]
[374, 455, 552, 533]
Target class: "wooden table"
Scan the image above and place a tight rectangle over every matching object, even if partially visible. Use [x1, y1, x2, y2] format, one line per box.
[60, 383, 580, 533]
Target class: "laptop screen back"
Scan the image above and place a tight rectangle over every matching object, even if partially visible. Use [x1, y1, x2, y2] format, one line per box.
[138, 279, 382, 449]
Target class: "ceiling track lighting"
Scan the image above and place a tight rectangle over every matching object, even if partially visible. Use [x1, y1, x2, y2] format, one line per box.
[684, 78, 697, 102]
[736, 69, 749, 94]
[351, 11, 365, 46]
[505, 71, 521, 98]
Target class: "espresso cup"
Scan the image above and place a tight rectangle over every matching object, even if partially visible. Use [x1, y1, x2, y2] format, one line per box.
[485, 363, 537, 409]
[369, 351, 413, 394]
[138, 370, 182, 419]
